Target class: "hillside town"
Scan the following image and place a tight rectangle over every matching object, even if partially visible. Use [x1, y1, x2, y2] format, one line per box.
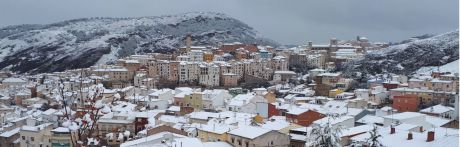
[0, 35, 458, 147]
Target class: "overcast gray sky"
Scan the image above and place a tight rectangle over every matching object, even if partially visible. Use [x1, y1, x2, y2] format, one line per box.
[0, 0, 458, 44]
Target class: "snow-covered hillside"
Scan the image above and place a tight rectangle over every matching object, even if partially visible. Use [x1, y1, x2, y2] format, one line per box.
[416, 59, 459, 74]
[343, 30, 459, 76]
[0, 12, 278, 74]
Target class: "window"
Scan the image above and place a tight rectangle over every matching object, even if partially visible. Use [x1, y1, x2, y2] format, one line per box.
[246, 141, 249, 147]
[271, 141, 274, 145]
[238, 140, 242, 146]
[31, 137, 34, 141]
[22, 136, 25, 140]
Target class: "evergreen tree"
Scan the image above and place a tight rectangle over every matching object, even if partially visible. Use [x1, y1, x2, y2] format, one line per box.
[366, 125, 383, 147]
[308, 115, 342, 147]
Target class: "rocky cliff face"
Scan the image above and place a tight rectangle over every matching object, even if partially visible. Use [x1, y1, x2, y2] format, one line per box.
[0, 12, 278, 74]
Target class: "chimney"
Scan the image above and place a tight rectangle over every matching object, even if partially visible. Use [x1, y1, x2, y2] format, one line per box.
[390, 127, 395, 134]
[308, 41, 313, 48]
[427, 131, 435, 142]
[407, 132, 413, 140]
[419, 126, 423, 132]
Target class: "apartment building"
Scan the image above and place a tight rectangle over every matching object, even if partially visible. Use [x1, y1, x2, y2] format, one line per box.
[390, 87, 456, 106]
[221, 73, 238, 87]
[392, 94, 420, 112]
[97, 112, 135, 139]
[184, 92, 203, 110]
[50, 127, 73, 147]
[20, 123, 53, 147]
[91, 66, 134, 82]
[189, 50, 204, 62]
[272, 56, 288, 71]
[227, 125, 290, 147]
[198, 63, 220, 87]
[314, 73, 341, 97]
[244, 59, 274, 80]
[409, 78, 456, 93]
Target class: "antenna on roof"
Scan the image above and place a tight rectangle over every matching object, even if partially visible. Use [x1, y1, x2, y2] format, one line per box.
[444, 127, 448, 136]
[346, 105, 348, 114]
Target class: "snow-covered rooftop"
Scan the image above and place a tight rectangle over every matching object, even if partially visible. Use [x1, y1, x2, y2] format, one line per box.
[356, 115, 384, 125]
[382, 112, 426, 120]
[52, 127, 70, 133]
[228, 125, 271, 139]
[420, 104, 454, 114]
[351, 126, 459, 147]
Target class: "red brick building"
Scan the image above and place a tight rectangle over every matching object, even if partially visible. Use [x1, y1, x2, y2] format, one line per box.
[180, 106, 194, 115]
[392, 94, 420, 112]
[286, 110, 325, 126]
[268, 103, 279, 118]
[219, 44, 259, 53]
[383, 81, 399, 90]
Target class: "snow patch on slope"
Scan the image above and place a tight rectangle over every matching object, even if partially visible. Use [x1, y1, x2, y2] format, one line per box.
[344, 30, 459, 76]
[416, 59, 459, 74]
